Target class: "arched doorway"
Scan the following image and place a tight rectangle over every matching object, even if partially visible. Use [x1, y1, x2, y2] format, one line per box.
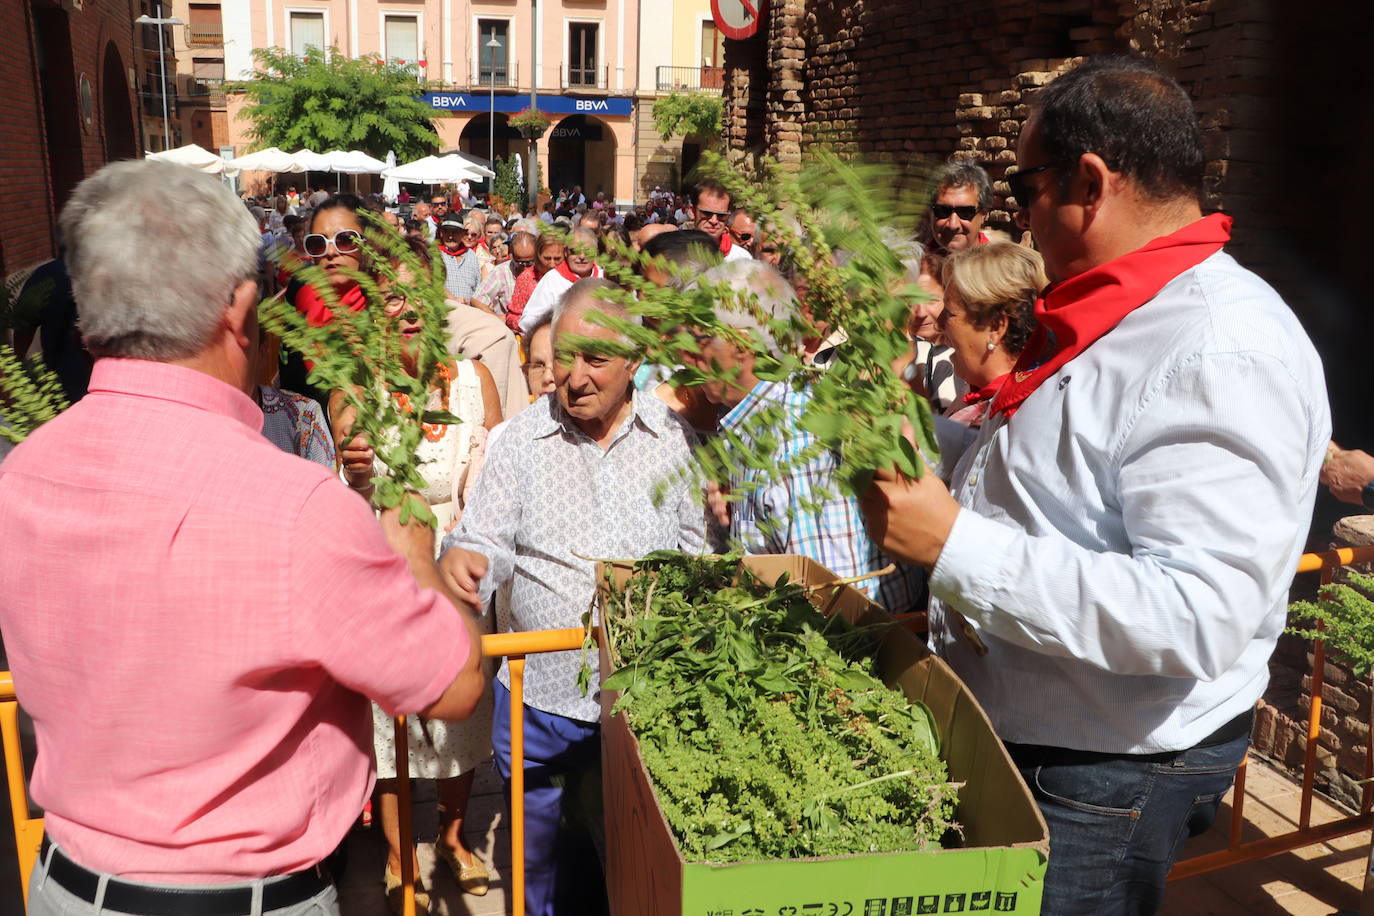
[101, 42, 137, 161]
[547, 115, 616, 199]
[458, 113, 518, 171]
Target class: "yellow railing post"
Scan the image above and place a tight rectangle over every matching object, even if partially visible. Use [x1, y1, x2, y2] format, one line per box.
[509, 656, 527, 916]
[394, 715, 415, 916]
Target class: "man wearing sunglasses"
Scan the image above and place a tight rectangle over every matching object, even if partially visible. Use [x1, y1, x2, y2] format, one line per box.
[693, 179, 753, 263]
[925, 158, 992, 256]
[472, 231, 537, 319]
[860, 55, 1329, 915]
[727, 209, 758, 258]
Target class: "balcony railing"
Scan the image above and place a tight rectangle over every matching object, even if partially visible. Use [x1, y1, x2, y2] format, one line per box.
[185, 22, 223, 46]
[562, 63, 608, 90]
[656, 65, 725, 93]
[466, 61, 520, 90]
[181, 78, 226, 106]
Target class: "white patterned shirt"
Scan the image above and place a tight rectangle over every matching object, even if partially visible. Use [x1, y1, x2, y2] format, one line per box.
[929, 251, 1330, 754]
[442, 391, 708, 721]
[438, 248, 482, 301]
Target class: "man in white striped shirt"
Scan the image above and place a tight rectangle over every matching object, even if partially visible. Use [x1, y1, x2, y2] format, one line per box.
[861, 55, 1329, 914]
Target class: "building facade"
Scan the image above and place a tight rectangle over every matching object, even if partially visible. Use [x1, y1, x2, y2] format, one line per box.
[216, 0, 650, 205]
[1, 0, 141, 280]
[633, 0, 723, 199]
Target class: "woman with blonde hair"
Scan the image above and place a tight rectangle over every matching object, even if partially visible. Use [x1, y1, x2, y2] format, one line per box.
[937, 241, 1047, 427]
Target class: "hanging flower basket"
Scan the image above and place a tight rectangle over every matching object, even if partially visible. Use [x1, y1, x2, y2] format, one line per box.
[509, 108, 552, 140]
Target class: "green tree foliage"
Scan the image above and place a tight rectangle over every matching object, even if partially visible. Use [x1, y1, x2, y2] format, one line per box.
[234, 47, 439, 161]
[552, 148, 938, 509]
[602, 553, 956, 861]
[491, 155, 523, 212]
[653, 92, 724, 141]
[260, 214, 459, 528]
[1289, 571, 1374, 676]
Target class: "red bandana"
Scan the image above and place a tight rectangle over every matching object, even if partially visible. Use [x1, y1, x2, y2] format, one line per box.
[719, 232, 733, 254]
[990, 213, 1232, 419]
[439, 243, 468, 257]
[961, 372, 1012, 405]
[555, 260, 601, 283]
[294, 281, 368, 328]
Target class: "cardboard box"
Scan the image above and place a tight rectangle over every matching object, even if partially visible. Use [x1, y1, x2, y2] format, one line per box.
[598, 554, 1049, 916]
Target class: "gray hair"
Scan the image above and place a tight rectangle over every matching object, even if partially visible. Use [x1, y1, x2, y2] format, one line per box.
[510, 217, 542, 236]
[60, 160, 260, 360]
[933, 156, 992, 210]
[552, 278, 641, 346]
[696, 260, 798, 359]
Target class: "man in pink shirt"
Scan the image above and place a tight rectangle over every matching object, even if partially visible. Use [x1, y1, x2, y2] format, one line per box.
[0, 159, 486, 915]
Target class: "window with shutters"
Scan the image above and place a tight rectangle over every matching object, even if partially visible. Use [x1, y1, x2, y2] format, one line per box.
[289, 11, 324, 58]
[477, 19, 508, 86]
[384, 15, 420, 71]
[568, 22, 598, 87]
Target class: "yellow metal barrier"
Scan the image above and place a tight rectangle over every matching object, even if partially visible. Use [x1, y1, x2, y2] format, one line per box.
[0, 671, 41, 908]
[1168, 543, 1374, 881]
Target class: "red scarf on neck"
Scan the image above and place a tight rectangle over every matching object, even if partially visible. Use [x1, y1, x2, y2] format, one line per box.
[990, 213, 1232, 419]
[719, 232, 733, 255]
[555, 260, 601, 283]
[294, 280, 367, 328]
[439, 243, 468, 257]
[962, 372, 1012, 405]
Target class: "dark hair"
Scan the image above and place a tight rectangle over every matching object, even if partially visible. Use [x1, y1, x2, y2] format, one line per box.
[641, 229, 722, 288]
[283, 214, 305, 233]
[690, 179, 730, 208]
[1033, 54, 1204, 203]
[932, 158, 992, 210]
[622, 213, 644, 233]
[403, 218, 426, 235]
[393, 234, 433, 269]
[308, 193, 367, 231]
[484, 215, 503, 229]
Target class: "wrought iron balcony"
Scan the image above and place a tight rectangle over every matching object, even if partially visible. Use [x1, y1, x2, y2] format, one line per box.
[185, 23, 223, 46]
[656, 65, 725, 93]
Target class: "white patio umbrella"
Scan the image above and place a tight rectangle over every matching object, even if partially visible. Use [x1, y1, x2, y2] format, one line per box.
[381, 151, 399, 202]
[383, 154, 490, 185]
[322, 150, 389, 174]
[437, 149, 497, 179]
[229, 147, 305, 173]
[147, 143, 239, 177]
[291, 149, 333, 171]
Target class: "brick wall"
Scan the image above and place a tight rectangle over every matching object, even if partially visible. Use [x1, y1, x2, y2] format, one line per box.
[0, 0, 140, 282]
[723, 0, 1374, 441]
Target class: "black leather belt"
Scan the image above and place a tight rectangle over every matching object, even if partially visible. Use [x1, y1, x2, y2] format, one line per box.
[40, 838, 331, 916]
[1195, 707, 1255, 749]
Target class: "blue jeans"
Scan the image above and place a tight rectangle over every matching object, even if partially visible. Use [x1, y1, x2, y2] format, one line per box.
[1007, 733, 1249, 916]
[491, 680, 605, 916]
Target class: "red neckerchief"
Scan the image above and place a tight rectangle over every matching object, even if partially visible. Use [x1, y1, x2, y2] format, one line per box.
[990, 213, 1232, 419]
[555, 260, 601, 283]
[438, 243, 468, 257]
[719, 232, 733, 254]
[961, 372, 1012, 405]
[294, 280, 367, 328]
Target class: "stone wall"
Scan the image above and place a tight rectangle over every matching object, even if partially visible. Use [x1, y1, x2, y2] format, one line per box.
[722, 0, 1374, 442]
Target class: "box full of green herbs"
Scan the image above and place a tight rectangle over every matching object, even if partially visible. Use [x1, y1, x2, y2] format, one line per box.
[596, 552, 1049, 916]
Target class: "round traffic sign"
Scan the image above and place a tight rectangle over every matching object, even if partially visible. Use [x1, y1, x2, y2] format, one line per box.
[711, 0, 768, 40]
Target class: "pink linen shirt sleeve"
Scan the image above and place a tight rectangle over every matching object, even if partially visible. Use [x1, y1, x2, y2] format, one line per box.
[289, 479, 470, 716]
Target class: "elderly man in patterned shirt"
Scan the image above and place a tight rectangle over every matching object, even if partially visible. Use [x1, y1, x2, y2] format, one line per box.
[683, 259, 924, 614]
[440, 277, 707, 916]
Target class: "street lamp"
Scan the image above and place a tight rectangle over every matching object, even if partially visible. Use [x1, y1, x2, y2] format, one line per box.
[487, 33, 502, 173]
[135, 3, 184, 151]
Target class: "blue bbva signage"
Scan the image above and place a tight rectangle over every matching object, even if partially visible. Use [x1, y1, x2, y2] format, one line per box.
[422, 93, 633, 117]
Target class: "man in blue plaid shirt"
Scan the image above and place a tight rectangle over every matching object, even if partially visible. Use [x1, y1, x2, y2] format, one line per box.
[684, 260, 925, 612]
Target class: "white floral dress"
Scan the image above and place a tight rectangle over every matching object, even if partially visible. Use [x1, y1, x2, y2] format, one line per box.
[372, 360, 494, 779]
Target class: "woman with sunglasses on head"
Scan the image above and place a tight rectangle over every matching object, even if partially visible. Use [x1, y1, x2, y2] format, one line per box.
[330, 235, 503, 912]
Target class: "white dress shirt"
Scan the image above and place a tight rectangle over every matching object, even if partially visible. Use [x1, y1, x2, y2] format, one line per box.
[517, 264, 604, 336]
[928, 250, 1330, 754]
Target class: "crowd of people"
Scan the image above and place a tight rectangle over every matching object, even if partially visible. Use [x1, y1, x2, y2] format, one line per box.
[0, 52, 1362, 916]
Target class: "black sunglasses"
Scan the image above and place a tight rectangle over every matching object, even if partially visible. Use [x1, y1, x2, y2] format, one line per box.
[303, 230, 362, 257]
[511, 257, 535, 270]
[1007, 163, 1056, 206]
[931, 203, 981, 221]
[697, 207, 730, 221]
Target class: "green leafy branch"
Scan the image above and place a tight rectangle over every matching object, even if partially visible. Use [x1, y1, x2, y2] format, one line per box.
[0, 277, 69, 446]
[259, 212, 459, 528]
[1289, 571, 1374, 677]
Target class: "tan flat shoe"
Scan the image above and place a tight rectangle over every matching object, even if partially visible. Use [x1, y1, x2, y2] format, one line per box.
[384, 863, 431, 915]
[438, 844, 490, 897]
